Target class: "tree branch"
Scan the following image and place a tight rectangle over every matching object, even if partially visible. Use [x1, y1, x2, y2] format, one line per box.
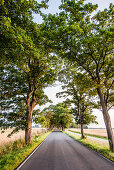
[72, 51, 95, 80]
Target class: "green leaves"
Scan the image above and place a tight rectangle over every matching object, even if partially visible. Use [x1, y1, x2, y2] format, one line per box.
[56, 62, 98, 127]
[0, 0, 59, 137]
[44, 0, 113, 112]
[42, 103, 73, 129]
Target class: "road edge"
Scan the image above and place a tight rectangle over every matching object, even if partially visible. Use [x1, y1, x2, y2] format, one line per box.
[15, 132, 52, 170]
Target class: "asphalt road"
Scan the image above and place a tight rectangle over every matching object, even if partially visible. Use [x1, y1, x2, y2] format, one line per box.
[18, 131, 114, 170]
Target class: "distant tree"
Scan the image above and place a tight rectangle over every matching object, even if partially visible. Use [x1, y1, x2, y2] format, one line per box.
[57, 66, 97, 138]
[69, 122, 79, 128]
[43, 103, 73, 130]
[39, 114, 47, 129]
[40, 109, 54, 130]
[72, 101, 98, 138]
[84, 126, 88, 129]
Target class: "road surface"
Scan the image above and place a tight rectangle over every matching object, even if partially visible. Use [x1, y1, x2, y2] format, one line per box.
[18, 131, 114, 170]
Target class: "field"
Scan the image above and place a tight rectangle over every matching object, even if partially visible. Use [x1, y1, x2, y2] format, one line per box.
[68, 128, 114, 138]
[0, 128, 46, 146]
[1, 128, 114, 146]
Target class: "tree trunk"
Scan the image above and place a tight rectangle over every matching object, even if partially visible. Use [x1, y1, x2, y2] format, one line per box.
[62, 126, 64, 131]
[80, 113, 85, 139]
[25, 89, 33, 144]
[97, 87, 114, 152]
[25, 109, 32, 144]
[78, 102, 85, 139]
[81, 123, 84, 139]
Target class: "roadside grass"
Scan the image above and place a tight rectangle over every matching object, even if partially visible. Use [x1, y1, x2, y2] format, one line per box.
[64, 131, 114, 161]
[0, 138, 26, 156]
[68, 129, 108, 140]
[0, 132, 51, 170]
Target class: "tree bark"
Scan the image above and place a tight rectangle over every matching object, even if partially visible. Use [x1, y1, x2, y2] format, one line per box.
[81, 122, 84, 139]
[25, 89, 33, 144]
[80, 111, 85, 139]
[25, 86, 37, 144]
[78, 102, 85, 139]
[97, 87, 114, 152]
[25, 109, 32, 144]
[62, 126, 64, 131]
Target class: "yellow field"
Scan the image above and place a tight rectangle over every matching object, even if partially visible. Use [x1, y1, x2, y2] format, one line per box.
[68, 128, 114, 138]
[0, 128, 46, 146]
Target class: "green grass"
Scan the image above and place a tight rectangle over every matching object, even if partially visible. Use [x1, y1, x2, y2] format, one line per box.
[0, 132, 51, 170]
[68, 129, 108, 140]
[64, 131, 114, 161]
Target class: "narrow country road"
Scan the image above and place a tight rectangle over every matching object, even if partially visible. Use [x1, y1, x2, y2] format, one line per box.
[17, 131, 114, 170]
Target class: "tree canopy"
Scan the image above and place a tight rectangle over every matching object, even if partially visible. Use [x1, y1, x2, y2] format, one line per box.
[0, 0, 114, 151]
[41, 103, 73, 130]
[57, 63, 98, 138]
[0, 0, 60, 143]
[43, 0, 114, 151]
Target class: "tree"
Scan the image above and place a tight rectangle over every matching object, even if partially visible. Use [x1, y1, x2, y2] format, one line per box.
[0, 0, 59, 144]
[40, 109, 54, 130]
[43, 0, 114, 151]
[72, 101, 98, 139]
[0, 57, 56, 142]
[43, 103, 73, 130]
[57, 66, 97, 138]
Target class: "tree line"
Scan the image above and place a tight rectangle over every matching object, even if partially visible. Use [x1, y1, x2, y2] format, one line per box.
[36, 103, 73, 131]
[0, 0, 114, 151]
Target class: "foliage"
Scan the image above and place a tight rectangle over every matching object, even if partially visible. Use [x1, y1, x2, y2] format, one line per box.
[43, 0, 114, 151]
[42, 110, 54, 129]
[57, 65, 98, 127]
[0, 0, 61, 141]
[0, 0, 48, 65]
[43, 0, 114, 110]
[0, 56, 56, 134]
[42, 103, 73, 129]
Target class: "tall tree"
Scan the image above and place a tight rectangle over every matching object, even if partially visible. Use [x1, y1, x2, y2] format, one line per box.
[0, 54, 57, 143]
[43, 0, 114, 151]
[57, 66, 97, 138]
[0, 0, 59, 144]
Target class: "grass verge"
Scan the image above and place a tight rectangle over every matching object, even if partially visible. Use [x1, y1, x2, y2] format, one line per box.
[0, 132, 51, 170]
[64, 131, 114, 161]
[68, 129, 108, 140]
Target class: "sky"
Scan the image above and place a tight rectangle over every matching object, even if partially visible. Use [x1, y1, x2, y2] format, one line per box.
[34, 0, 114, 128]
[33, 0, 114, 24]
